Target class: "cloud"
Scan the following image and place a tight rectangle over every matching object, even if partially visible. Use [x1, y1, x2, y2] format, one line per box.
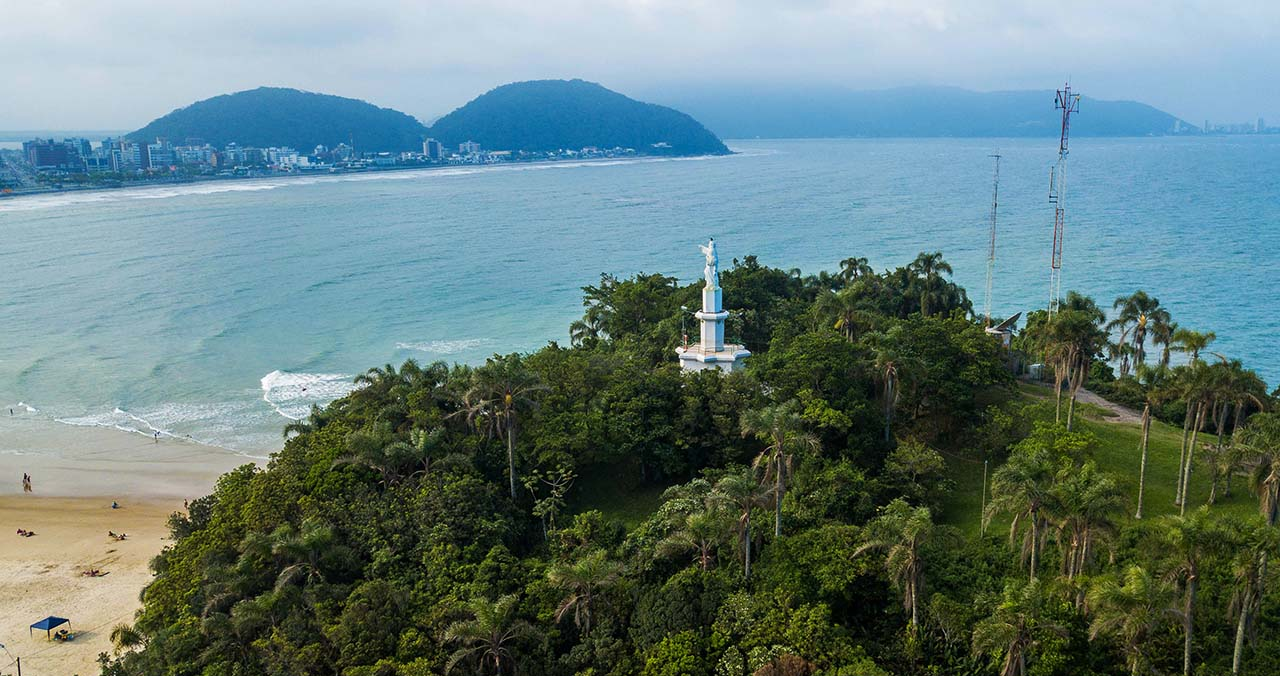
[0, 0, 1276, 129]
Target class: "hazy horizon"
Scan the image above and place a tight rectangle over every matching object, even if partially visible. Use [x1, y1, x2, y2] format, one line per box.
[2, 1, 1276, 129]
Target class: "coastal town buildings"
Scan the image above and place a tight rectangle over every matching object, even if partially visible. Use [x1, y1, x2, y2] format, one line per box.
[2, 134, 641, 196]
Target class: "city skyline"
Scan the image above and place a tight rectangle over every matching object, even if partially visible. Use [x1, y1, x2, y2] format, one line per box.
[2, 0, 1278, 129]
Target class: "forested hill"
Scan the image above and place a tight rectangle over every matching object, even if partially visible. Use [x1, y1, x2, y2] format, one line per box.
[650, 85, 1191, 138]
[428, 79, 731, 155]
[129, 87, 430, 152]
[103, 254, 1280, 676]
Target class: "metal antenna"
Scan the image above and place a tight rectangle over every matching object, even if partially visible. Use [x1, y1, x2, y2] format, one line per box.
[983, 153, 1001, 327]
[1048, 82, 1080, 316]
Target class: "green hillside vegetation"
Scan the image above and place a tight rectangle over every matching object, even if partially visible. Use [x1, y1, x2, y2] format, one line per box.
[428, 79, 731, 156]
[129, 87, 430, 152]
[940, 383, 1257, 538]
[102, 255, 1280, 676]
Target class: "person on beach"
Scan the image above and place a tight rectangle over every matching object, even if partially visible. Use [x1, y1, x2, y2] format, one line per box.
[23, 473, 32, 493]
[154, 430, 160, 443]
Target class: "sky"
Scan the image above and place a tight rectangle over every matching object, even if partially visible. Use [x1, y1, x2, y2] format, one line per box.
[1, 0, 1276, 130]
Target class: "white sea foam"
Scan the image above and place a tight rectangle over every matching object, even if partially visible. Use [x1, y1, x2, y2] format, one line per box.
[56, 407, 181, 441]
[52, 402, 251, 450]
[260, 370, 358, 420]
[395, 338, 493, 355]
[11, 402, 38, 413]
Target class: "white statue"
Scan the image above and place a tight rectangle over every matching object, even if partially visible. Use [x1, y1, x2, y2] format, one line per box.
[699, 238, 719, 289]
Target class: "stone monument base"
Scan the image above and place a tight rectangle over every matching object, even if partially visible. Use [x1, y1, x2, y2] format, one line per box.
[675, 343, 751, 373]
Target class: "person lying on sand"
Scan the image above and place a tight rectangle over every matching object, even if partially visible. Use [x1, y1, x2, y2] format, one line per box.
[111, 532, 128, 541]
[82, 568, 107, 577]
[16, 528, 35, 537]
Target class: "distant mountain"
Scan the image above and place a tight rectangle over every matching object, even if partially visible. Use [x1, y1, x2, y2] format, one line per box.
[129, 87, 428, 152]
[649, 85, 1191, 139]
[428, 80, 730, 155]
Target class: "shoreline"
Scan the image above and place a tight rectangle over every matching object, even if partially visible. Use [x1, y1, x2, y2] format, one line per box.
[0, 420, 246, 675]
[0, 151, 731, 203]
[0, 414, 264, 499]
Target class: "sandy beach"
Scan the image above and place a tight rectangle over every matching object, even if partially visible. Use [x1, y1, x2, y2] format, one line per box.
[0, 415, 257, 676]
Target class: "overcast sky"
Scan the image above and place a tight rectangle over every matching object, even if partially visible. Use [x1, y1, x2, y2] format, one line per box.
[2, 0, 1276, 130]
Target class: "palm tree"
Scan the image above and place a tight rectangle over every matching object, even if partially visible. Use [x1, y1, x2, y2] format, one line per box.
[444, 594, 541, 675]
[1050, 307, 1106, 430]
[853, 498, 934, 633]
[815, 285, 879, 342]
[546, 549, 623, 635]
[713, 470, 770, 580]
[839, 255, 873, 282]
[910, 251, 953, 317]
[569, 307, 605, 347]
[1236, 413, 1280, 527]
[1174, 364, 1213, 512]
[271, 517, 335, 590]
[384, 427, 444, 478]
[1109, 291, 1171, 376]
[110, 623, 145, 654]
[1133, 365, 1173, 519]
[1046, 461, 1125, 582]
[462, 355, 547, 499]
[1153, 320, 1179, 369]
[1171, 328, 1216, 365]
[740, 402, 821, 537]
[333, 423, 402, 485]
[865, 328, 919, 442]
[657, 507, 728, 571]
[1160, 508, 1227, 676]
[281, 403, 335, 439]
[1228, 520, 1279, 675]
[972, 579, 1064, 676]
[1087, 565, 1181, 676]
[1213, 360, 1268, 501]
[985, 447, 1056, 580]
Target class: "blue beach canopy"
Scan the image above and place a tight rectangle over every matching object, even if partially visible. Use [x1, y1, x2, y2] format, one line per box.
[30, 616, 70, 637]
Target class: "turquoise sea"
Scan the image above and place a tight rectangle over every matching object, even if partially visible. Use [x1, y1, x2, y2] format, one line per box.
[1, 137, 1277, 454]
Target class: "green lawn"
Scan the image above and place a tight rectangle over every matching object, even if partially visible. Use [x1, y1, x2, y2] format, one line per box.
[571, 469, 670, 529]
[939, 384, 1257, 537]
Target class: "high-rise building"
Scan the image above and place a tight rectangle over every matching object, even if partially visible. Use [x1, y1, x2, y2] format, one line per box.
[459, 140, 481, 155]
[1259, 118, 1265, 133]
[422, 138, 444, 160]
[22, 138, 85, 171]
[146, 139, 175, 169]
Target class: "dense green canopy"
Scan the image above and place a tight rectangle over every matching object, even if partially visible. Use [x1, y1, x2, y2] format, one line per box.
[129, 87, 429, 152]
[428, 79, 730, 156]
[102, 252, 1280, 676]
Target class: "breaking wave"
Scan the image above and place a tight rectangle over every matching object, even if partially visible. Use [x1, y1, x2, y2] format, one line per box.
[395, 338, 493, 355]
[260, 370, 358, 421]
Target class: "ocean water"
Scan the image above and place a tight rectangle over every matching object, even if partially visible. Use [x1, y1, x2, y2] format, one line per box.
[1, 138, 1277, 453]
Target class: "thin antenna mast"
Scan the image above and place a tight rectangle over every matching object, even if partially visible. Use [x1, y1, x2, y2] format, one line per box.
[983, 153, 1001, 327]
[1048, 83, 1080, 316]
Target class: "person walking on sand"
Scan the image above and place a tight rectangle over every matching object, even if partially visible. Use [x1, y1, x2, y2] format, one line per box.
[23, 473, 32, 493]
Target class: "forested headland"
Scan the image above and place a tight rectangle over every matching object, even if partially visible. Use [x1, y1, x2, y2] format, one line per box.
[101, 253, 1280, 676]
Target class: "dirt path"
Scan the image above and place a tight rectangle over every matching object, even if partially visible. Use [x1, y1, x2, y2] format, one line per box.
[1020, 380, 1144, 425]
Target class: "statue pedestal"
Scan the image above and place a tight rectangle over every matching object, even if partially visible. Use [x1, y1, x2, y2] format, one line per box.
[676, 283, 750, 373]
